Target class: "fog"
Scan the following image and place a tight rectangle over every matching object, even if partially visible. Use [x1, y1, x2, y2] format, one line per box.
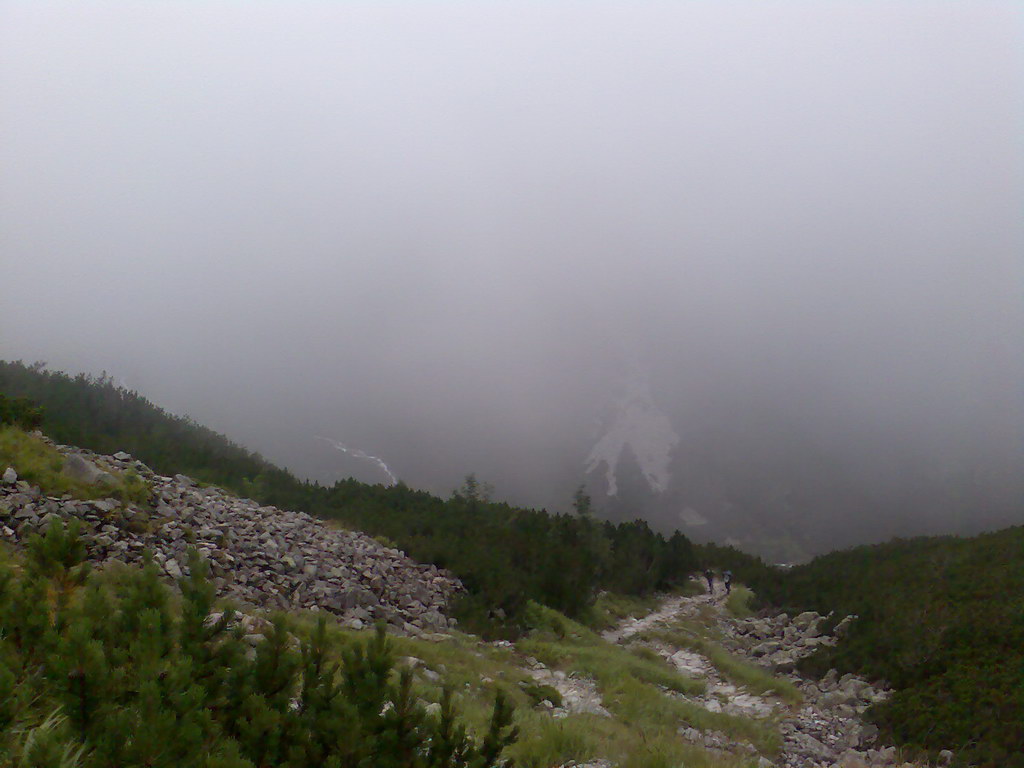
[2, 3, 1021, 555]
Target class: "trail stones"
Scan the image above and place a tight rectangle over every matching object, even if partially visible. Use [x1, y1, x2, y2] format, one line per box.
[528, 666, 611, 718]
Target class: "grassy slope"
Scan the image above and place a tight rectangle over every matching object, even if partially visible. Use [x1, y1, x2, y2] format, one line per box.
[0, 545, 766, 768]
[518, 602, 779, 760]
[290, 596, 773, 767]
[0, 425, 149, 505]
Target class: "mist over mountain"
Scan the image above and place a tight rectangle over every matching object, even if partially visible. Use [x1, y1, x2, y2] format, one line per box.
[2, 3, 1021, 559]
[584, 357, 1023, 560]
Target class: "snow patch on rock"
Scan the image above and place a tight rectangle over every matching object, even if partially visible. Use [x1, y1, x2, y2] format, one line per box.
[585, 367, 678, 496]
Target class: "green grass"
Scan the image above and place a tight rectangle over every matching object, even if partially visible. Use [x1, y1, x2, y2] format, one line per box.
[508, 711, 760, 768]
[585, 590, 663, 630]
[643, 622, 802, 705]
[726, 585, 756, 618]
[523, 638, 707, 697]
[517, 603, 780, 759]
[0, 425, 150, 505]
[286, 615, 760, 768]
[287, 615, 763, 767]
[521, 602, 705, 696]
[603, 674, 780, 755]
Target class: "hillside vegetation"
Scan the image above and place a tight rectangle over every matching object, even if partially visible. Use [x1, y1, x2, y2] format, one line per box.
[754, 530, 1024, 768]
[0, 521, 517, 768]
[7, 360, 1021, 767]
[0, 361, 736, 631]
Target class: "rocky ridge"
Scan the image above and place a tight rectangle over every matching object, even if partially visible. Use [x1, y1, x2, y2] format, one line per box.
[0, 439, 461, 633]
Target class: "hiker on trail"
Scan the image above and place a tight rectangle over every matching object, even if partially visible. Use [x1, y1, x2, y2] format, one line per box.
[723, 570, 733, 595]
[704, 568, 714, 593]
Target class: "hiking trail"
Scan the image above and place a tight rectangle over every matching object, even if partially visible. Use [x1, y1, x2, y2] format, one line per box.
[564, 581, 946, 768]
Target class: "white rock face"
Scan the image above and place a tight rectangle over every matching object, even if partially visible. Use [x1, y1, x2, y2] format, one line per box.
[585, 367, 678, 496]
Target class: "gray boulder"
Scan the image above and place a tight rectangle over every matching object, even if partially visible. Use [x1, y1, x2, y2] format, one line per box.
[792, 611, 820, 629]
[63, 454, 115, 486]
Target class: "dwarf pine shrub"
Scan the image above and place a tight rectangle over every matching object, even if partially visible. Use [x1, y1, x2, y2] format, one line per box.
[0, 521, 518, 768]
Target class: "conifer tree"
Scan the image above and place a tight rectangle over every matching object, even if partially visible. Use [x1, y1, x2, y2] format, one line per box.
[473, 691, 518, 768]
[425, 687, 470, 768]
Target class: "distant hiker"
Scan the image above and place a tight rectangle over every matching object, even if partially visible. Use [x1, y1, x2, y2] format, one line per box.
[723, 570, 733, 595]
[704, 568, 714, 593]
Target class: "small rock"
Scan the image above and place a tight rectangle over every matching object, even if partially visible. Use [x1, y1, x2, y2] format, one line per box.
[2, 467, 17, 484]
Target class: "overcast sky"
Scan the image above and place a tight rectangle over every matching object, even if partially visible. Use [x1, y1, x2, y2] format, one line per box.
[2, 2, 1021, 506]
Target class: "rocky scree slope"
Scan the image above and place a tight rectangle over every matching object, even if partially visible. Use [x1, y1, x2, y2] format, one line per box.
[0, 437, 460, 633]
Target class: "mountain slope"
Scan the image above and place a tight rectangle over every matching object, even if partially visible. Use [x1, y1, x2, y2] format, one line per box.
[751, 529, 1024, 767]
[0, 361, 714, 628]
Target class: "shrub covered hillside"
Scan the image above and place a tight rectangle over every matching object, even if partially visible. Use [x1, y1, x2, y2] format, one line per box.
[0, 361, 747, 630]
[0, 520, 517, 768]
[755, 528, 1024, 768]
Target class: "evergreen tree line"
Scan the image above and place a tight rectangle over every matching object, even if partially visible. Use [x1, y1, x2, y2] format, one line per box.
[750, 529, 1024, 768]
[0, 393, 43, 431]
[0, 361, 719, 629]
[0, 519, 517, 768]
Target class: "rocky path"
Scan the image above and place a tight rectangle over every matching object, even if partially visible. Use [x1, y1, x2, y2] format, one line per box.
[600, 592, 694, 644]
[598, 584, 948, 768]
